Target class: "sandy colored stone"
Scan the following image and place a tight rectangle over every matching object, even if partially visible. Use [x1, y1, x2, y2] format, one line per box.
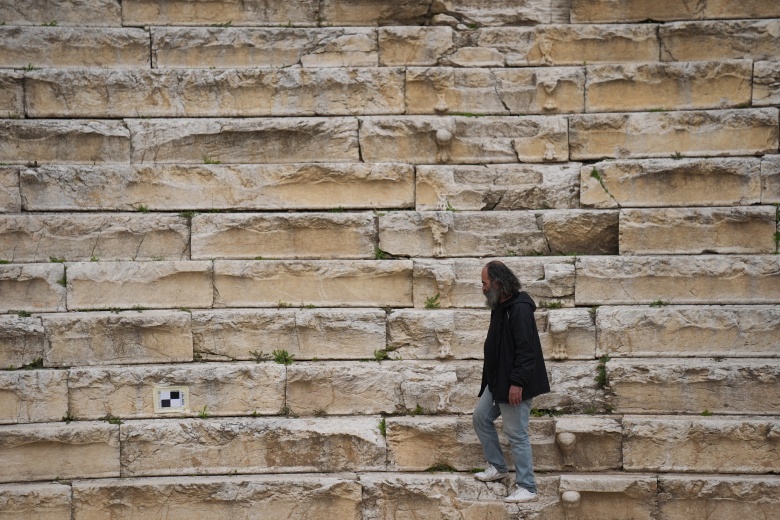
[432, 0, 570, 26]
[66, 261, 213, 310]
[0, 422, 120, 482]
[762, 155, 780, 204]
[0, 214, 190, 263]
[0, 120, 130, 164]
[660, 20, 780, 61]
[658, 475, 780, 520]
[0, 27, 149, 68]
[19, 163, 414, 211]
[0, 482, 71, 520]
[192, 212, 375, 260]
[26, 68, 404, 118]
[0, 0, 121, 25]
[539, 309, 597, 361]
[570, 109, 779, 160]
[43, 310, 193, 367]
[576, 255, 780, 305]
[619, 206, 777, 254]
[558, 475, 657, 520]
[361, 116, 569, 164]
[378, 27, 454, 66]
[416, 163, 581, 211]
[0, 167, 21, 213]
[0, 370, 67, 424]
[571, 0, 780, 22]
[622, 415, 780, 473]
[597, 305, 780, 358]
[540, 210, 619, 255]
[128, 118, 358, 164]
[0, 316, 44, 369]
[0, 72, 23, 119]
[321, 0, 436, 25]
[581, 158, 762, 208]
[753, 61, 780, 107]
[586, 61, 752, 112]
[0, 264, 66, 313]
[535, 362, 607, 413]
[446, 47, 506, 68]
[214, 260, 412, 308]
[124, 0, 317, 26]
[120, 417, 385, 476]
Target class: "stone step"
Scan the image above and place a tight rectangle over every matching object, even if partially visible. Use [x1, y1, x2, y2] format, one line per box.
[660, 19, 780, 62]
[0, 166, 20, 213]
[0, 369, 67, 424]
[754, 61, 780, 107]
[571, 0, 780, 23]
[0, 0, 122, 26]
[0, 315, 44, 369]
[762, 155, 780, 204]
[0, 72, 22, 118]
[0, 482, 71, 520]
[0, 264, 66, 313]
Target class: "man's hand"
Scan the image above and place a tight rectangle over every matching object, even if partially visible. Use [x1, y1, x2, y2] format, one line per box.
[508, 385, 523, 406]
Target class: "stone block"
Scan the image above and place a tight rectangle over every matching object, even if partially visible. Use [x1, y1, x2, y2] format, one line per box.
[0, 264, 66, 313]
[619, 207, 777, 254]
[416, 163, 581, 211]
[127, 118, 359, 164]
[360, 116, 569, 164]
[213, 260, 413, 308]
[0, 120, 130, 164]
[42, 311, 193, 367]
[19, 163, 414, 211]
[539, 309, 597, 361]
[571, 0, 780, 23]
[660, 20, 780, 61]
[570, 109, 779, 160]
[120, 417, 385, 476]
[191, 212, 375, 260]
[540, 210, 619, 255]
[378, 27, 454, 66]
[753, 61, 780, 107]
[0, 482, 71, 520]
[321, 0, 433, 25]
[0, 0, 121, 26]
[586, 61, 752, 112]
[0, 316, 44, 369]
[622, 415, 780, 473]
[0, 370, 67, 424]
[124, 0, 317, 26]
[0, 167, 21, 213]
[576, 255, 780, 305]
[0, 422, 120, 482]
[763, 155, 780, 204]
[0, 72, 23, 118]
[0, 214, 190, 263]
[536, 362, 607, 413]
[432, 0, 570, 26]
[558, 475, 657, 520]
[66, 261, 214, 310]
[581, 158, 762, 208]
[658, 475, 780, 520]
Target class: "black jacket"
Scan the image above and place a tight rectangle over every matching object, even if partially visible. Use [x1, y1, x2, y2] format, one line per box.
[479, 291, 550, 403]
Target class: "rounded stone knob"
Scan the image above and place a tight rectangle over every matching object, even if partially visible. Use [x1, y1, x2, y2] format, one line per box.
[435, 128, 453, 145]
[561, 490, 581, 509]
[556, 432, 577, 454]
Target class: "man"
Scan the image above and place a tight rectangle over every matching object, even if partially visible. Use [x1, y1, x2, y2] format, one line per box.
[472, 260, 550, 503]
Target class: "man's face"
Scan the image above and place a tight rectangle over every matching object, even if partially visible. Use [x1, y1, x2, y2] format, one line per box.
[482, 266, 501, 309]
[481, 266, 492, 296]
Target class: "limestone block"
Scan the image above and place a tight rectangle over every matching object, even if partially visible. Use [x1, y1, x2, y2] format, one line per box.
[0, 27, 149, 68]
[124, 0, 317, 26]
[597, 305, 780, 358]
[658, 475, 780, 520]
[69, 363, 285, 419]
[446, 47, 506, 68]
[26, 68, 404, 118]
[321, 0, 433, 25]
[120, 417, 385, 476]
[19, 163, 414, 211]
[660, 20, 780, 61]
[586, 61, 752, 112]
[387, 309, 487, 360]
[0, 0, 121, 26]
[360, 116, 569, 164]
[0, 370, 67, 424]
[571, 0, 780, 22]
[0, 72, 23, 118]
[153, 27, 378, 68]
[620, 207, 777, 254]
[622, 415, 780, 473]
[0, 316, 44, 369]
[128, 118, 359, 164]
[72, 475, 363, 520]
[66, 261, 213, 310]
[213, 260, 413, 308]
[581, 158, 762, 208]
[431, 0, 570, 26]
[558, 475, 657, 520]
[540, 210, 619, 255]
[378, 27, 454, 66]
[412, 258, 575, 308]
[539, 309, 596, 361]
[763, 155, 780, 204]
[570, 109, 779, 160]
[0, 482, 71, 520]
[0, 213, 190, 263]
[42, 311, 193, 367]
[576, 255, 780, 305]
[0, 167, 21, 213]
[535, 362, 607, 413]
[0, 264, 66, 313]
[0, 120, 130, 164]
[554, 417, 623, 471]
[0, 422, 120, 482]
[192, 212, 375, 260]
[753, 61, 780, 107]
[416, 163, 581, 211]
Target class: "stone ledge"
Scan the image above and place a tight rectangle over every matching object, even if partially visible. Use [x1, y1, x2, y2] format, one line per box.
[0, 0, 122, 26]
[0, 315, 44, 369]
[571, 0, 780, 23]
[660, 19, 780, 62]
[0, 482, 71, 520]
[0, 264, 66, 313]
[0, 370, 68, 424]
[0, 167, 21, 213]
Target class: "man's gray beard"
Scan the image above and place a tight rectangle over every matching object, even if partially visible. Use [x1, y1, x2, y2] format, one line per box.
[484, 286, 502, 309]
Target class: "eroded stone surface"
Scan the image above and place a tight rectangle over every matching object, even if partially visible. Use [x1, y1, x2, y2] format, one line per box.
[762, 155, 780, 204]
[0, 73, 23, 118]
[378, 27, 454, 66]
[571, 0, 780, 22]
[658, 475, 780, 520]
[0, 264, 66, 313]
[0, 370, 67, 424]
[0, 0, 122, 26]
[535, 362, 606, 413]
[432, 0, 570, 26]
[0, 482, 71, 520]
[541, 210, 619, 255]
[125, 0, 317, 26]
[0, 167, 21, 213]
[660, 20, 780, 61]
[558, 474, 657, 520]
[753, 61, 780, 107]
[0, 316, 44, 369]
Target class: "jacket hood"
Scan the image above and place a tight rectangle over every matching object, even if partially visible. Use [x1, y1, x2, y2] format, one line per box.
[500, 291, 537, 312]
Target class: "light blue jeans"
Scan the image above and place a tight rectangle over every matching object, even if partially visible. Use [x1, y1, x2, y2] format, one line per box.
[472, 387, 536, 493]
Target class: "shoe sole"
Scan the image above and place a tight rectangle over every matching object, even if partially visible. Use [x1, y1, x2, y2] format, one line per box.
[474, 474, 509, 482]
[504, 496, 538, 503]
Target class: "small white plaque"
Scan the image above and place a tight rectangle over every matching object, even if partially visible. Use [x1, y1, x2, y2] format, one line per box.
[153, 386, 189, 414]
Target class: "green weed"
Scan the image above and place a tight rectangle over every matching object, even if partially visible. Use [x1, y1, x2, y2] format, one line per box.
[424, 293, 441, 309]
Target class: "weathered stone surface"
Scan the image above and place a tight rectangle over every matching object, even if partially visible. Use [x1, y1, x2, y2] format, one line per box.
[576, 255, 780, 305]
[321, 0, 434, 25]
[620, 207, 777, 255]
[660, 20, 780, 61]
[0, 167, 21, 213]
[128, 118, 359, 164]
[214, 260, 413, 308]
[0, 316, 44, 369]
[0, 72, 23, 118]
[0, 120, 131, 164]
[558, 474, 657, 520]
[120, 417, 385, 476]
[658, 475, 780, 520]
[535, 362, 606, 413]
[570, 109, 779, 160]
[0, 422, 120, 482]
[432, 0, 570, 26]
[597, 305, 780, 358]
[361, 116, 569, 164]
[0, 214, 190, 263]
[0, 264, 66, 313]
[153, 27, 378, 68]
[0, 482, 71, 520]
[378, 27, 454, 66]
[192, 213, 375, 260]
[0, 370, 67, 424]
[124, 0, 317, 26]
[66, 261, 213, 310]
[26, 68, 404, 118]
[72, 475, 363, 520]
[0, 27, 149, 68]
[0, 0, 121, 26]
[622, 416, 780, 473]
[405, 67, 585, 115]
[753, 61, 780, 107]
[581, 158, 762, 208]
[416, 163, 581, 211]
[762, 155, 780, 204]
[586, 61, 752, 112]
[42, 311, 193, 367]
[571, 0, 780, 22]
[446, 47, 506, 68]
[539, 309, 597, 361]
[541, 209, 619, 255]
[19, 163, 415, 211]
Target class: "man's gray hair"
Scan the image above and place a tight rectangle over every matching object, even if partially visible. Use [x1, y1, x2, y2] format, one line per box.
[485, 260, 522, 298]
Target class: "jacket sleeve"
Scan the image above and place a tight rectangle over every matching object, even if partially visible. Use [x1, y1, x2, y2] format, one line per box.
[507, 305, 538, 388]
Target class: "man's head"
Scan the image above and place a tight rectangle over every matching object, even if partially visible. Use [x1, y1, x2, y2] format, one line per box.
[481, 261, 521, 309]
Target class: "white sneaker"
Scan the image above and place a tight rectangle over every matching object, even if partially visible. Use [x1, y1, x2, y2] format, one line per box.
[504, 486, 538, 503]
[474, 465, 509, 482]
